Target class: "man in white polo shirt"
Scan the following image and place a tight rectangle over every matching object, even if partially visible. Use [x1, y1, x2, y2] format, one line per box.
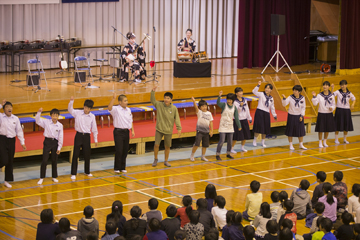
[108, 93, 135, 173]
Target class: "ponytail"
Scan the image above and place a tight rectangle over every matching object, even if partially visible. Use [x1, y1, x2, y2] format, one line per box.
[185, 205, 193, 218]
[323, 182, 335, 205]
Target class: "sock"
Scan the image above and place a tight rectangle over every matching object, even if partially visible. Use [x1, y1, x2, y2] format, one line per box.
[323, 139, 327, 145]
[261, 139, 265, 145]
[190, 153, 194, 158]
[289, 142, 293, 147]
[344, 136, 347, 141]
[335, 135, 339, 142]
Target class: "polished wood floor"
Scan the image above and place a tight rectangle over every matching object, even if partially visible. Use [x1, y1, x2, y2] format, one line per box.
[1, 136, 360, 239]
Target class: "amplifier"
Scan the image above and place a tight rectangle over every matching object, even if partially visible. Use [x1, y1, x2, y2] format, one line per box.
[26, 75, 40, 86]
[74, 72, 86, 83]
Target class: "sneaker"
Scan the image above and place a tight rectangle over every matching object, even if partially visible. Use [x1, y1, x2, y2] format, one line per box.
[37, 179, 44, 185]
[190, 156, 195, 162]
[226, 154, 234, 159]
[164, 162, 171, 167]
[4, 181, 12, 188]
[344, 140, 349, 144]
[201, 157, 209, 162]
[152, 159, 158, 167]
[119, 79, 125, 83]
[121, 170, 127, 173]
[71, 175, 76, 180]
[52, 178, 59, 183]
[335, 140, 340, 144]
[87, 173, 93, 177]
[216, 156, 222, 161]
[135, 79, 142, 83]
[230, 149, 237, 154]
[114, 170, 120, 173]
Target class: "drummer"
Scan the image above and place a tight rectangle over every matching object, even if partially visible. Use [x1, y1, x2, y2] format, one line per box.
[177, 29, 196, 53]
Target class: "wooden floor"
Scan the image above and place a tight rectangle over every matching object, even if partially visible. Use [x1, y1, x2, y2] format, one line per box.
[1, 136, 360, 239]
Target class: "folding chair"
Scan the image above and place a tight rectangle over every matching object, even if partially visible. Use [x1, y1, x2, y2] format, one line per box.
[27, 58, 50, 92]
[74, 56, 99, 89]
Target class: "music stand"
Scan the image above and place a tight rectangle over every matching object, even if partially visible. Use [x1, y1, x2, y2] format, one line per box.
[146, 26, 160, 83]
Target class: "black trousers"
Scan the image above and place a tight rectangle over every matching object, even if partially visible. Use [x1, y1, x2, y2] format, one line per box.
[114, 128, 129, 171]
[40, 138, 59, 178]
[71, 132, 91, 175]
[0, 135, 16, 182]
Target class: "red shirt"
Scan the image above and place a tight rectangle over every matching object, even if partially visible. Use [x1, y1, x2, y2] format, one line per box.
[175, 206, 192, 228]
[284, 212, 297, 234]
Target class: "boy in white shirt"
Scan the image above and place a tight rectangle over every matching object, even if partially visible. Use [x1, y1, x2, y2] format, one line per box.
[211, 195, 228, 230]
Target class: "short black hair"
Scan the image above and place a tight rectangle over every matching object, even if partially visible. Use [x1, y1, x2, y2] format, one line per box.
[266, 220, 278, 234]
[341, 212, 353, 225]
[86, 231, 98, 240]
[84, 99, 94, 108]
[281, 218, 293, 230]
[59, 217, 71, 233]
[352, 183, 360, 197]
[198, 100, 208, 108]
[226, 210, 235, 224]
[334, 171, 344, 181]
[214, 195, 226, 209]
[323, 81, 331, 87]
[271, 191, 280, 203]
[250, 180, 261, 193]
[186, 29, 192, 34]
[226, 93, 236, 102]
[174, 229, 186, 240]
[2, 101, 12, 110]
[243, 225, 255, 240]
[148, 198, 159, 210]
[50, 108, 60, 116]
[339, 80, 348, 86]
[314, 202, 325, 214]
[235, 87, 243, 94]
[260, 202, 272, 219]
[292, 85, 303, 92]
[189, 210, 200, 225]
[40, 209, 54, 224]
[205, 184, 217, 199]
[166, 204, 177, 217]
[83, 205, 94, 218]
[118, 94, 127, 102]
[196, 198, 208, 209]
[182, 195, 192, 207]
[130, 206, 142, 218]
[300, 179, 310, 190]
[284, 200, 294, 211]
[279, 191, 288, 203]
[316, 171, 327, 182]
[149, 218, 161, 231]
[279, 228, 293, 240]
[106, 220, 117, 235]
[265, 84, 273, 90]
[204, 228, 219, 240]
[320, 217, 333, 232]
[164, 92, 173, 99]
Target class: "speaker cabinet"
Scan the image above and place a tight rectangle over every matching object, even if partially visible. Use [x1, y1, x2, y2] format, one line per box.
[26, 75, 40, 86]
[74, 72, 86, 83]
[271, 14, 286, 36]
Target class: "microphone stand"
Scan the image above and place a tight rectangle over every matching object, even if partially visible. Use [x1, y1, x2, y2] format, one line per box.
[146, 26, 160, 83]
[110, 26, 128, 80]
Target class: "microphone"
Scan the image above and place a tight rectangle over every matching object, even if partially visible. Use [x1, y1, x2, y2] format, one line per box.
[153, 26, 156, 32]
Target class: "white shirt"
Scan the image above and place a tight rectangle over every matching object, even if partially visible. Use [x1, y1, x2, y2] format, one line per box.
[312, 92, 336, 113]
[0, 107, 25, 145]
[282, 95, 306, 117]
[211, 206, 227, 229]
[333, 90, 356, 109]
[356, 206, 360, 224]
[234, 98, 252, 121]
[35, 112, 64, 151]
[253, 215, 271, 237]
[252, 86, 277, 118]
[68, 100, 98, 142]
[348, 195, 360, 214]
[109, 105, 133, 129]
[196, 110, 213, 133]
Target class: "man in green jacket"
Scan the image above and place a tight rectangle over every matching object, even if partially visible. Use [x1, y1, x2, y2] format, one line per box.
[151, 86, 182, 167]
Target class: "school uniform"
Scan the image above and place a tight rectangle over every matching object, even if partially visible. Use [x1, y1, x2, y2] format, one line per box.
[252, 85, 277, 134]
[0, 108, 25, 182]
[312, 92, 336, 132]
[68, 100, 98, 176]
[282, 95, 306, 137]
[35, 112, 63, 179]
[333, 89, 355, 132]
[109, 105, 133, 171]
[233, 98, 252, 141]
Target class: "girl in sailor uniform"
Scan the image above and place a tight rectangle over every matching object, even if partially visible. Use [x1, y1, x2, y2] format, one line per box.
[312, 81, 336, 148]
[282, 85, 307, 150]
[252, 81, 277, 147]
[231, 87, 252, 153]
[332, 80, 356, 144]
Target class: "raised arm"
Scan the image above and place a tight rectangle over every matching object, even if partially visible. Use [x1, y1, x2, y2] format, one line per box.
[108, 93, 117, 111]
[311, 92, 319, 106]
[252, 81, 263, 97]
[282, 95, 290, 107]
[191, 97, 199, 114]
[217, 91, 226, 110]
[150, 86, 160, 108]
[35, 108, 46, 128]
[68, 96, 79, 117]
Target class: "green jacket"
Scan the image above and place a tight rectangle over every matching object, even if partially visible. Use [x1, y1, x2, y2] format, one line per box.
[151, 91, 182, 134]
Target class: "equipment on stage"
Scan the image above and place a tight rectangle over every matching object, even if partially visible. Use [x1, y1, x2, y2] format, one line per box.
[146, 26, 161, 83]
[27, 56, 50, 92]
[176, 51, 194, 62]
[194, 51, 209, 63]
[74, 55, 99, 89]
[130, 33, 151, 59]
[0, 41, 10, 50]
[56, 35, 69, 75]
[74, 71, 86, 83]
[44, 37, 60, 50]
[64, 37, 81, 48]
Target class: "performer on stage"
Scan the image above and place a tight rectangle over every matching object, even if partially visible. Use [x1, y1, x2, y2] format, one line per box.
[177, 29, 196, 53]
[120, 32, 146, 83]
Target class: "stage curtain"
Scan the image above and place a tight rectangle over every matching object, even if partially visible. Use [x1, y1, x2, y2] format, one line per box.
[340, 0, 360, 69]
[237, 0, 311, 69]
[0, 0, 239, 71]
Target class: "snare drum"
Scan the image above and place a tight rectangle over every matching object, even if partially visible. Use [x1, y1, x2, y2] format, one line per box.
[177, 51, 193, 61]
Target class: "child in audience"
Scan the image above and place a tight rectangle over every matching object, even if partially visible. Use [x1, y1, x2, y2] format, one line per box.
[222, 210, 235, 238]
[184, 210, 204, 240]
[107, 200, 126, 236]
[204, 228, 219, 240]
[302, 202, 325, 240]
[334, 212, 354, 240]
[77, 205, 99, 240]
[190, 97, 213, 161]
[253, 202, 272, 238]
[354, 224, 360, 240]
[226, 212, 245, 240]
[319, 217, 336, 240]
[123, 206, 147, 239]
[244, 225, 256, 240]
[290, 179, 312, 219]
[270, 191, 281, 221]
[56, 217, 82, 240]
[332, 170, 348, 210]
[36, 208, 61, 240]
[243, 180, 262, 221]
[318, 182, 337, 222]
[87, 231, 99, 240]
[276, 191, 289, 223]
[174, 230, 186, 240]
[196, 198, 215, 234]
[279, 200, 297, 234]
[311, 171, 326, 206]
[205, 184, 217, 212]
[175, 195, 193, 228]
[348, 183, 360, 215]
[211, 195, 228, 230]
[113, 236, 125, 240]
[101, 221, 120, 240]
[311, 216, 325, 240]
[141, 198, 163, 230]
[143, 218, 168, 240]
[161, 204, 181, 240]
[278, 228, 292, 240]
[357, 198, 360, 223]
[263, 220, 278, 240]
